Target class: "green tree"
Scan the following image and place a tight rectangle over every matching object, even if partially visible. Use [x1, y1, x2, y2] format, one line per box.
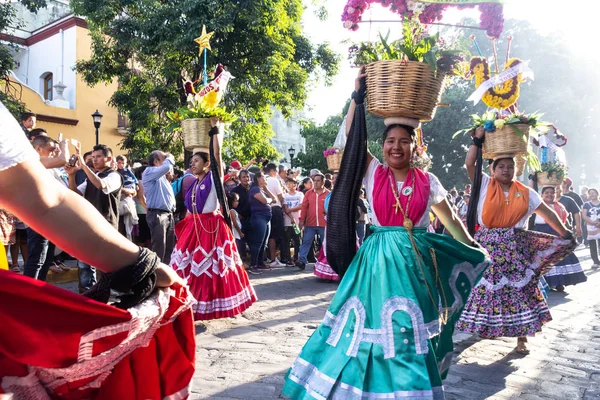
[0, 0, 46, 118]
[295, 100, 385, 174]
[71, 0, 340, 163]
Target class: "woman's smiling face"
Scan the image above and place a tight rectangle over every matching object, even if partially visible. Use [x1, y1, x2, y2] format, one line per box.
[383, 126, 414, 170]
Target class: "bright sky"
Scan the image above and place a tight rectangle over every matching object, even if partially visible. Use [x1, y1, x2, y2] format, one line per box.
[303, 0, 592, 124]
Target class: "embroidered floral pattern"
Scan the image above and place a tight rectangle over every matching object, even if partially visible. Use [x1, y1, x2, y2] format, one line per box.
[457, 227, 576, 338]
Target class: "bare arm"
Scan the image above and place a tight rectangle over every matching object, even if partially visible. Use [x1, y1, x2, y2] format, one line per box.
[0, 159, 179, 286]
[210, 118, 224, 178]
[253, 191, 270, 205]
[137, 183, 147, 210]
[536, 202, 569, 237]
[229, 210, 244, 236]
[431, 199, 474, 245]
[574, 212, 582, 237]
[121, 187, 137, 197]
[582, 208, 593, 224]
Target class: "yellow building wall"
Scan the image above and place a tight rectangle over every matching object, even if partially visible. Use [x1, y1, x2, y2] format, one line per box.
[6, 25, 127, 157]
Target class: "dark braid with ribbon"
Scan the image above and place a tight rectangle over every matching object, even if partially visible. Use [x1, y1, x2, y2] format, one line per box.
[466, 135, 484, 236]
[326, 80, 368, 278]
[209, 126, 232, 228]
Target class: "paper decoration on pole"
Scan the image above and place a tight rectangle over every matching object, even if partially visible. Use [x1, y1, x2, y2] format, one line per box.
[195, 25, 215, 86]
[467, 57, 533, 109]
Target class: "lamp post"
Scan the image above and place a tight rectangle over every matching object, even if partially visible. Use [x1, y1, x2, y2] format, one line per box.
[288, 145, 296, 169]
[92, 109, 103, 145]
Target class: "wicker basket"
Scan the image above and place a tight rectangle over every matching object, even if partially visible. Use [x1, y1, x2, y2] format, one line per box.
[182, 118, 211, 150]
[365, 60, 445, 121]
[326, 152, 343, 171]
[537, 171, 563, 187]
[482, 124, 531, 159]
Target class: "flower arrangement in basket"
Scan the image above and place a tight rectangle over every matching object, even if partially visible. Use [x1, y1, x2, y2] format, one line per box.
[454, 110, 549, 166]
[165, 26, 235, 151]
[342, 0, 504, 39]
[324, 148, 343, 171]
[534, 126, 568, 187]
[348, 19, 468, 121]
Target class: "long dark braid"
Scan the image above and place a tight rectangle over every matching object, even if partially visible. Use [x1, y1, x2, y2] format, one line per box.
[326, 103, 368, 278]
[209, 127, 231, 228]
[466, 145, 483, 236]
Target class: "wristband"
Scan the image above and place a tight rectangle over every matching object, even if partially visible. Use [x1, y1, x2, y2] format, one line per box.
[351, 90, 364, 105]
[208, 126, 219, 137]
[472, 137, 484, 147]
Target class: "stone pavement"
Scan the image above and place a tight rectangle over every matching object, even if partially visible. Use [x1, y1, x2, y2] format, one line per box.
[190, 247, 600, 400]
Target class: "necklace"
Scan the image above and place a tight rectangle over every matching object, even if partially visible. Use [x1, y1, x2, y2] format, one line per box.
[388, 169, 414, 230]
[388, 168, 449, 324]
[190, 173, 220, 243]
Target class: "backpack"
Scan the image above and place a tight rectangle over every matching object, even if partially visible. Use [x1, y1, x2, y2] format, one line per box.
[172, 173, 193, 214]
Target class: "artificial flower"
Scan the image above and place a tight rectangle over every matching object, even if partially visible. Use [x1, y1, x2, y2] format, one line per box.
[483, 120, 496, 132]
[494, 119, 506, 130]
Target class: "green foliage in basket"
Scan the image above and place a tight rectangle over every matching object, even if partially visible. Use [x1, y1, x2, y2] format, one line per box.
[347, 19, 468, 75]
[536, 161, 566, 180]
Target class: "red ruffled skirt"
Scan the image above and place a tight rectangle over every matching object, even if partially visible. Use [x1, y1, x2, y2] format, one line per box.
[0, 270, 196, 399]
[170, 212, 257, 320]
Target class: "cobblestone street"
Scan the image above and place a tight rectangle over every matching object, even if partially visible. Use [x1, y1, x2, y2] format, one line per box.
[190, 247, 600, 400]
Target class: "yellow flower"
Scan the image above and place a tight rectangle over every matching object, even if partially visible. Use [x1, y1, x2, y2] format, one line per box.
[494, 119, 506, 129]
[200, 90, 220, 111]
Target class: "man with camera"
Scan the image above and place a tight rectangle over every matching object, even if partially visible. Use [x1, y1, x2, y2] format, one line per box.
[23, 134, 70, 281]
[66, 144, 123, 292]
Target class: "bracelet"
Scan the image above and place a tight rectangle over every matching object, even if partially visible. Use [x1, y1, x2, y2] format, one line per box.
[472, 137, 484, 147]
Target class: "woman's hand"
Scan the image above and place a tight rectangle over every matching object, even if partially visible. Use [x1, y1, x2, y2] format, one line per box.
[355, 65, 367, 93]
[473, 126, 485, 139]
[155, 263, 185, 288]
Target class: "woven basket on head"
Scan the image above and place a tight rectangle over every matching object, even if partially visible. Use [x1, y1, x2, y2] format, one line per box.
[482, 124, 531, 160]
[326, 152, 343, 171]
[365, 60, 445, 121]
[182, 118, 211, 150]
[537, 171, 563, 187]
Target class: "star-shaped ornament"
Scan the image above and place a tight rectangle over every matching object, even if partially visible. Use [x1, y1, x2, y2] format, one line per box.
[194, 25, 215, 55]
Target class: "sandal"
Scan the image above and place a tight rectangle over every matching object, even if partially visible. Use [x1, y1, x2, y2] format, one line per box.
[10, 265, 20, 272]
[54, 260, 71, 271]
[516, 337, 530, 355]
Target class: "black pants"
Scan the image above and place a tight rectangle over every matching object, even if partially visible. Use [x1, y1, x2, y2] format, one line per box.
[282, 226, 300, 263]
[590, 239, 600, 264]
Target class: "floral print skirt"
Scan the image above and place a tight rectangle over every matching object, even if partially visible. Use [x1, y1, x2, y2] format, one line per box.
[0, 209, 16, 246]
[457, 227, 576, 338]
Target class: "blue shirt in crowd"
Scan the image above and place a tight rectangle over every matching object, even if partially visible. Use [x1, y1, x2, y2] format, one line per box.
[249, 186, 271, 216]
[142, 158, 176, 212]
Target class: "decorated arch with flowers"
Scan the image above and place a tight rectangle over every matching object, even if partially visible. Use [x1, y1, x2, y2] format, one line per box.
[342, 0, 505, 38]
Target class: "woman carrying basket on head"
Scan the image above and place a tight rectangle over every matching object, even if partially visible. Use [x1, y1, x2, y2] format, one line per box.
[169, 118, 257, 320]
[282, 67, 491, 400]
[456, 127, 576, 354]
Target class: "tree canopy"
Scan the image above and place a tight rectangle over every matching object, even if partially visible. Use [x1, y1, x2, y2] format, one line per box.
[71, 0, 340, 163]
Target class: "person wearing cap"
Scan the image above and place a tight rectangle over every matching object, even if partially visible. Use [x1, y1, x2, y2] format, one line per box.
[457, 126, 576, 354]
[283, 67, 490, 399]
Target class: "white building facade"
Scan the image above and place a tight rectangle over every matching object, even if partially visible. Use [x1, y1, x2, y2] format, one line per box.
[268, 107, 306, 166]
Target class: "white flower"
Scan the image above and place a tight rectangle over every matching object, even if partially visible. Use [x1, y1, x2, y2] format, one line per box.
[413, 2, 426, 13]
[407, 0, 417, 11]
[347, 6, 355, 13]
[344, 20, 353, 29]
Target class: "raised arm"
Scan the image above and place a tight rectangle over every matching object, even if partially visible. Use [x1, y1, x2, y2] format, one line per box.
[346, 66, 373, 175]
[466, 127, 485, 182]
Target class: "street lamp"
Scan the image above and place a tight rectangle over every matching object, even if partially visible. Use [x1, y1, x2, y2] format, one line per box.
[92, 109, 103, 145]
[288, 145, 296, 168]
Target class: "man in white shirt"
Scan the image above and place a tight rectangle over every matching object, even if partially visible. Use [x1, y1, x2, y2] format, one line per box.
[265, 163, 286, 267]
[282, 178, 304, 266]
[66, 144, 123, 291]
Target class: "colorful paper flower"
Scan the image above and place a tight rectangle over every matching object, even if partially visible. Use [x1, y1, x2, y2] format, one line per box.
[483, 120, 496, 132]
